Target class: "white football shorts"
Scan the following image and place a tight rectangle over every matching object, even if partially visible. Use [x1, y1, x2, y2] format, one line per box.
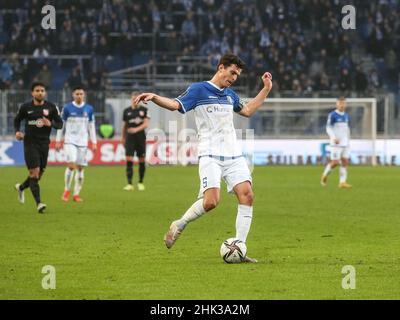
[198, 156, 252, 198]
[64, 144, 88, 166]
[330, 146, 350, 161]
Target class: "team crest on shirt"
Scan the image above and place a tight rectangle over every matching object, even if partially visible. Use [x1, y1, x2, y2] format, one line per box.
[139, 111, 145, 117]
[43, 109, 49, 116]
[227, 96, 233, 105]
[84, 112, 88, 117]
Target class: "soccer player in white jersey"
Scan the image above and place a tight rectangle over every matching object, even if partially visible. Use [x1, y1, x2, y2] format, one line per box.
[55, 87, 97, 202]
[321, 97, 352, 188]
[134, 54, 273, 263]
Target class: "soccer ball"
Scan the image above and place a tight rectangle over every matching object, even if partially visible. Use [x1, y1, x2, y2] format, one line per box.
[220, 238, 247, 263]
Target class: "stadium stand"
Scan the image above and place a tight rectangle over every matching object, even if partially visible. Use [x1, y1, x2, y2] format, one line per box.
[0, 0, 398, 95]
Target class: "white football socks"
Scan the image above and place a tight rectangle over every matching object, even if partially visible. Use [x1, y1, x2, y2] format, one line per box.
[340, 166, 347, 183]
[236, 204, 253, 243]
[73, 170, 84, 196]
[322, 163, 332, 177]
[65, 168, 74, 191]
[177, 199, 206, 229]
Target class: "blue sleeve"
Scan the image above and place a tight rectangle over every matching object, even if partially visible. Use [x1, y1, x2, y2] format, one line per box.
[230, 90, 244, 113]
[175, 84, 201, 114]
[327, 112, 335, 126]
[88, 105, 94, 122]
[61, 104, 69, 121]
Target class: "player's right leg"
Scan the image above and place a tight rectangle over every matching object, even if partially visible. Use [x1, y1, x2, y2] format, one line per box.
[164, 157, 222, 249]
[15, 176, 30, 204]
[23, 142, 46, 212]
[123, 138, 135, 191]
[321, 147, 340, 186]
[62, 144, 78, 201]
[123, 155, 135, 191]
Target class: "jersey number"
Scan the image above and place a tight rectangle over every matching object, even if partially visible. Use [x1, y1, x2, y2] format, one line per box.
[202, 177, 208, 188]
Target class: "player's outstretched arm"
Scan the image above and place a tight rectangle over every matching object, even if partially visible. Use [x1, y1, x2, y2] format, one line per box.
[239, 72, 273, 118]
[134, 93, 180, 112]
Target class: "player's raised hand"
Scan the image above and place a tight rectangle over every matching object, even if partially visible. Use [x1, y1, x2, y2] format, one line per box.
[15, 131, 24, 141]
[134, 93, 156, 105]
[261, 72, 273, 91]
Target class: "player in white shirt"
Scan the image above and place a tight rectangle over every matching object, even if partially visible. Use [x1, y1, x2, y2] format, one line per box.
[135, 54, 273, 263]
[321, 97, 352, 188]
[55, 87, 97, 202]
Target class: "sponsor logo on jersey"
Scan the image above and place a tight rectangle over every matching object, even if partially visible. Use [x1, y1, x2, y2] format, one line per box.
[208, 96, 218, 99]
[43, 109, 49, 116]
[206, 105, 230, 113]
[28, 119, 45, 128]
[129, 117, 143, 124]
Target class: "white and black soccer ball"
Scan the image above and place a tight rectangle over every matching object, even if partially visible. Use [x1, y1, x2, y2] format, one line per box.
[220, 238, 247, 263]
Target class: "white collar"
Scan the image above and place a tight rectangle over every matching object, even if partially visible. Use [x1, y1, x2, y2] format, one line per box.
[335, 110, 345, 115]
[207, 81, 224, 91]
[72, 101, 85, 108]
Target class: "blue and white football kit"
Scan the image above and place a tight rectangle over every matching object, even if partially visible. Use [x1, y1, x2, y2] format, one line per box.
[175, 81, 252, 198]
[326, 110, 351, 160]
[56, 101, 97, 166]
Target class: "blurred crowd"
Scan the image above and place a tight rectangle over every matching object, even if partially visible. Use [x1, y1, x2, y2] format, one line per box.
[0, 0, 399, 94]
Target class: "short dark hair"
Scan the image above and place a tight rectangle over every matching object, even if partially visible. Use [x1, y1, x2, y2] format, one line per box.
[31, 82, 46, 92]
[72, 86, 85, 92]
[217, 53, 246, 71]
[337, 96, 346, 101]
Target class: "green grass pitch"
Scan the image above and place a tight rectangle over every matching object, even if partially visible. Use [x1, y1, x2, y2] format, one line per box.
[1, 165, 399, 299]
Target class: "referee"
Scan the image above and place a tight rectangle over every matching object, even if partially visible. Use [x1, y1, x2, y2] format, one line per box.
[14, 82, 63, 213]
[121, 92, 150, 191]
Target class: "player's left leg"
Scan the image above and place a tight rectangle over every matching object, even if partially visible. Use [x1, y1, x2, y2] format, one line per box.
[62, 144, 78, 201]
[224, 157, 257, 263]
[73, 166, 84, 202]
[15, 166, 45, 204]
[339, 154, 352, 188]
[233, 181, 254, 241]
[72, 148, 88, 202]
[137, 142, 146, 191]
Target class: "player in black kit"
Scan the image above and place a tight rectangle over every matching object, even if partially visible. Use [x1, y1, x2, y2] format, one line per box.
[121, 92, 150, 191]
[14, 82, 63, 213]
